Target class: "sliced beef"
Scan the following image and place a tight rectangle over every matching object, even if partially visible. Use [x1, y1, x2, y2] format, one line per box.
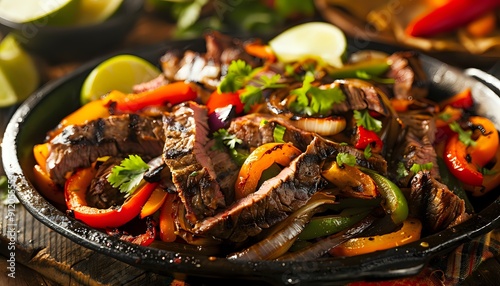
[333, 79, 390, 116]
[207, 143, 240, 205]
[47, 114, 165, 185]
[409, 171, 469, 232]
[389, 112, 440, 186]
[132, 74, 169, 93]
[160, 31, 259, 89]
[192, 137, 330, 242]
[87, 157, 126, 209]
[228, 114, 387, 174]
[162, 102, 226, 223]
[384, 51, 429, 100]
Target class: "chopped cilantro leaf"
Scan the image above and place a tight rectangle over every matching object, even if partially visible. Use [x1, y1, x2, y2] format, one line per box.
[449, 121, 476, 147]
[364, 145, 372, 159]
[336, 152, 356, 167]
[108, 155, 149, 197]
[396, 162, 409, 179]
[218, 60, 254, 93]
[353, 110, 382, 132]
[213, 129, 242, 150]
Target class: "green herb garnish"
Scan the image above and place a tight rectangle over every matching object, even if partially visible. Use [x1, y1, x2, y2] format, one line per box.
[449, 121, 476, 147]
[108, 155, 149, 197]
[336, 152, 356, 167]
[353, 109, 382, 132]
[410, 163, 434, 173]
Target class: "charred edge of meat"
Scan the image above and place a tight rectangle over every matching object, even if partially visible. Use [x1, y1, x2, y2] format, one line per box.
[385, 51, 429, 100]
[87, 157, 126, 209]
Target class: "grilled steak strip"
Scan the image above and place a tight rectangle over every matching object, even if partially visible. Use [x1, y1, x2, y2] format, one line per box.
[47, 114, 165, 185]
[384, 51, 429, 100]
[410, 171, 469, 232]
[163, 102, 226, 223]
[87, 157, 126, 209]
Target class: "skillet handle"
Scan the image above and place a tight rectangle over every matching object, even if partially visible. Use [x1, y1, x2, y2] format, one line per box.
[465, 67, 500, 95]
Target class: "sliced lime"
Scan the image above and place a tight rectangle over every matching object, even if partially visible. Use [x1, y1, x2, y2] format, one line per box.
[0, 34, 40, 107]
[269, 22, 347, 68]
[75, 0, 124, 26]
[80, 54, 162, 104]
[0, 0, 79, 26]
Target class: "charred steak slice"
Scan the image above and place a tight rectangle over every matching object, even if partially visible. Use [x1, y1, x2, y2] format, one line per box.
[47, 114, 165, 185]
[163, 102, 226, 223]
[384, 51, 429, 100]
[87, 157, 126, 209]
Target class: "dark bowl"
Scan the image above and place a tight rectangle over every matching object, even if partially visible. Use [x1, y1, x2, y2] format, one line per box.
[3, 37, 500, 285]
[0, 0, 144, 61]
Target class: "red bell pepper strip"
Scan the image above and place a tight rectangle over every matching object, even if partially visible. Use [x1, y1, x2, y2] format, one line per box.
[354, 126, 383, 153]
[444, 134, 483, 186]
[439, 88, 474, 110]
[65, 166, 158, 229]
[405, 0, 500, 38]
[106, 81, 197, 112]
[206, 89, 245, 115]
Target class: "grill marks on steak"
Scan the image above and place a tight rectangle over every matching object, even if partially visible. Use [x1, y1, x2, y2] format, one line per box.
[333, 79, 390, 116]
[87, 157, 126, 209]
[163, 102, 226, 223]
[193, 137, 334, 242]
[410, 172, 469, 232]
[47, 114, 165, 185]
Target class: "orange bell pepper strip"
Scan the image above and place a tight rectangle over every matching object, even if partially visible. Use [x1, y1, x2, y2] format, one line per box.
[467, 116, 499, 167]
[234, 142, 302, 200]
[329, 218, 422, 257]
[466, 10, 497, 37]
[159, 193, 177, 242]
[106, 81, 197, 112]
[33, 143, 50, 173]
[65, 166, 158, 229]
[466, 145, 500, 196]
[32, 164, 65, 205]
[140, 187, 169, 219]
[244, 42, 276, 62]
[444, 134, 483, 186]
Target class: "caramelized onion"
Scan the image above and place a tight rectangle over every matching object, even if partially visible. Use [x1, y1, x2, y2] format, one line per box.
[291, 116, 346, 136]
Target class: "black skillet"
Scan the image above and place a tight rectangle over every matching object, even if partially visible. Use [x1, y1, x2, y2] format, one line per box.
[3, 35, 500, 285]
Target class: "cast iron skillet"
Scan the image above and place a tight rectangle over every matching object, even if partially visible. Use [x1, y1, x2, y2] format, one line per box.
[3, 36, 500, 285]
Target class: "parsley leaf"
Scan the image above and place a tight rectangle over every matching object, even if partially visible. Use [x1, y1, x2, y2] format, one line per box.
[353, 110, 382, 132]
[213, 129, 242, 150]
[410, 163, 434, 173]
[218, 60, 254, 93]
[289, 72, 346, 116]
[108, 155, 149, 197]
[336, 152, 356, 167]
[449, 121, 476, 147]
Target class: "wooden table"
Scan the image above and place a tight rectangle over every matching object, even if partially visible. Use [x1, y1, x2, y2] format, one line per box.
[1, 9, 499, 286]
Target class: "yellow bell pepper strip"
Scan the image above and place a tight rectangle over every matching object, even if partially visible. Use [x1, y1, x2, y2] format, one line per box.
[361, 168, 409, 225]
[298, 207, 372, 241]
[32, 164, 65, 205]
[64, 166, 158, 229]
[467, 116, 499, 167]
[322, 162, 378, 199]
[106, 81, 197, 112]
[405, 0, 500, 38]
[159, 193, 177, 242]
[106, 217, 157, 246]
[33, 143, 50, 173]
[329, 217, 422, 257]
[444, 133, 483, 186]
[140, 187, 169, 219]
[439, 88, 474, 110]
[234, 142, 302, 200]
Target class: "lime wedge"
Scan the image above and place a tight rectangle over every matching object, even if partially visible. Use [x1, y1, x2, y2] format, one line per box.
[0, 35, 40, 107]
[269, 22, 347, 68]
[75, 0, 124, 26]
[81, 54, 162, 104]
[0, 0, 78, 25]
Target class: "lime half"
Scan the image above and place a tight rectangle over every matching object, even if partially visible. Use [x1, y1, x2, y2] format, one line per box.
[75, 0, 124, 26]
[0, 0, 78, 25]
[0, 35, 40, 107]
[269, 22, 347, 68]
[81, 54, 162, 104]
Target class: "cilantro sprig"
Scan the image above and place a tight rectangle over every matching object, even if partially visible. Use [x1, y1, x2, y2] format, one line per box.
[353, 110, 382, 132]
[108, 155, 149, 197]
[289, 72, 346, 116]
[212, 129, 248, 166]
[336, 152, 356, 167]
[218, 60, 285, 112]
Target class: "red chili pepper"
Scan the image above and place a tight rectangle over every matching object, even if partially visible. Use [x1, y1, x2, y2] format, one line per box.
[354, 126, 383, 153]
[444, 134, 483, 186]
[106, 81, 197, 112]
[106, 217, 157, 246]
[405, 0, 500, 38]
[65, 167, 158, 229]
[206, 89, 244, 115]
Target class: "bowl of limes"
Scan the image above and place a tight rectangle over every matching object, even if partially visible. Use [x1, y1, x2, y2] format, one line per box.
[0, 0, 144, 61]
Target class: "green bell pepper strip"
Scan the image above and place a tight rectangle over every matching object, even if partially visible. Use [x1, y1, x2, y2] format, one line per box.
[328, 58, 390, 80]
[298, 207, 372, 241]
[361, 168, 409, 225]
